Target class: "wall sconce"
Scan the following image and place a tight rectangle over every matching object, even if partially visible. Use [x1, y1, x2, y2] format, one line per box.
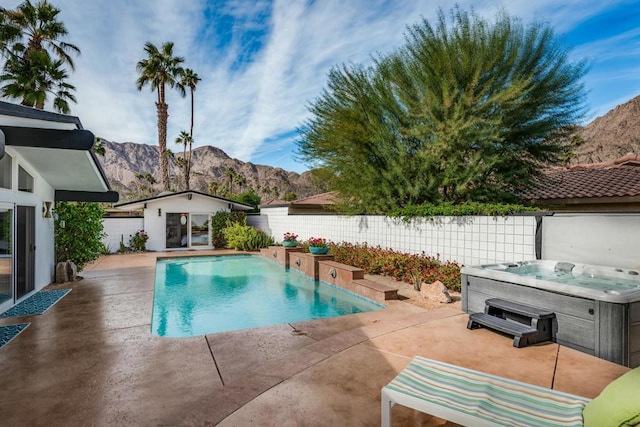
[187, 193, 193, 200]
[158, 208, 162, 217]
[42, 201, 53, 218]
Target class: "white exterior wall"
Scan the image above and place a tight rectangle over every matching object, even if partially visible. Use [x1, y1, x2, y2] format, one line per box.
[542, 213, 640, 270]
[248, 209, 537, 266]
[1, 147, 56, 290]
[142, 194, 230, 251]
[102, 217, 144, 253]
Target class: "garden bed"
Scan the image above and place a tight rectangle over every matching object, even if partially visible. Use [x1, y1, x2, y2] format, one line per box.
[365, 274, 461, 311]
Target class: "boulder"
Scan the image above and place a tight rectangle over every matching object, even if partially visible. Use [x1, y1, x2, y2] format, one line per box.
[420, 280, 453, 304]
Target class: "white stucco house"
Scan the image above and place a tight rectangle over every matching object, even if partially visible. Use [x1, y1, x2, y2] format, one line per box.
[113, 191, 253, 251]
[0, 101, 118, 313]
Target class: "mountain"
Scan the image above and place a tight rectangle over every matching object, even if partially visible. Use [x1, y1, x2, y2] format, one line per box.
[571, 95, 640, 164]
[97, 140, 321, 203]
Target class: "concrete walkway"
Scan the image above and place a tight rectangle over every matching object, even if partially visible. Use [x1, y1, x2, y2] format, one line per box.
[0, 251, 629, 426]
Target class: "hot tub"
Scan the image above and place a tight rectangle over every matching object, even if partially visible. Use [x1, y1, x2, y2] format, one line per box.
[461, 260, 640, 367]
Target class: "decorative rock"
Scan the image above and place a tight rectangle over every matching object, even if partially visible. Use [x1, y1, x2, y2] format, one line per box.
[55, 262, 67, 283]
[66, 261, 78, 282]
[55, 260, 78, 283]
[420, 280, 453, 304]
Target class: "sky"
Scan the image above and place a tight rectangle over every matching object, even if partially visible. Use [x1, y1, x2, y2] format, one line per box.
[3, 0, 640, 173]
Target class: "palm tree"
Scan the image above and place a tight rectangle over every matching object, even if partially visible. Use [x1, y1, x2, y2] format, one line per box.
[1, 48, 76, 112]
[208, 181, 220, 196]
[224, 167, 237, 195]
[136, 41, 185, 192]
[181, 68, 200, 190]
[0, 0, 80, 110]
[1, 0, 80, 68]
[175, 130, 191, 191]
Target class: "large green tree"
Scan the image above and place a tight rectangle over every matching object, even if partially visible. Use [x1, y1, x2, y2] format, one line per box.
[136, 41, 185, 192]
[297, 8, 587, 213]
[0, 0, 79, 111]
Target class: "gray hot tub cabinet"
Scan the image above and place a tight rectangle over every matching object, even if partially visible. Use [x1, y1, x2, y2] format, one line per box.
[461, 274, 640, 367]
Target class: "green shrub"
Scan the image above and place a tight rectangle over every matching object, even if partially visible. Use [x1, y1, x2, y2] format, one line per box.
[223, 223, 274, 251]
[331, 242, 461, 291]
[54, 202, 106, 271]
[128, 230, 149, 251]
[388, 202, 539, 222]
[211, 211, 246, 248]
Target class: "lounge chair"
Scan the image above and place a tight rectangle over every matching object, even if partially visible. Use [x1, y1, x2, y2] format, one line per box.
[381, 356, 640, 427]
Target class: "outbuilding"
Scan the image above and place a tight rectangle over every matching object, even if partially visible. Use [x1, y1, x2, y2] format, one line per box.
[113, 191, 253, 251]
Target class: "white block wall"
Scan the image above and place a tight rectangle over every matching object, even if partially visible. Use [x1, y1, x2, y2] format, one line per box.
[248, 208, 537, 266]
[543, 213, 640, 270]
[102, 217, 144, 253]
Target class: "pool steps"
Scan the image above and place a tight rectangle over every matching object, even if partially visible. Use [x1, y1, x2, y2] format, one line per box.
[467, 298, 555, 348]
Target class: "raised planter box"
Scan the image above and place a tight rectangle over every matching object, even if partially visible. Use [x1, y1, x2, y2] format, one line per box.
[259, 250, 399, 303]
[260, 246, 303, 268]
[289, 252, 334, 280]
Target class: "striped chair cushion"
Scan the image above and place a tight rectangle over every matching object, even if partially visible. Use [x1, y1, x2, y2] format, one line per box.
[384, 356, 590, 427]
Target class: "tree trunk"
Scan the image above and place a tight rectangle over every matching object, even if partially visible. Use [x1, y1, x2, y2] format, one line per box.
[186, 90, 195, 191]
[185, 139, 192, 190]
[157, 101, 170, 192]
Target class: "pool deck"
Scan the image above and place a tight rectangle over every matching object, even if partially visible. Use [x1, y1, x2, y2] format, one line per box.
[0, 251, 630, 426]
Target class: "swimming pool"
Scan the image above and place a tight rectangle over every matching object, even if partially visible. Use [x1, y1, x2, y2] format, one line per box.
[152, 255, 384, 337]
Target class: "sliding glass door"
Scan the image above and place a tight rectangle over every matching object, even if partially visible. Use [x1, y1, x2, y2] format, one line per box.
[165, 213, 211, 249]
[166, 213, 188, 248]
[190, 214, 210, 247]
[0, 204, 14, 311]
[16, 205, 35, 299]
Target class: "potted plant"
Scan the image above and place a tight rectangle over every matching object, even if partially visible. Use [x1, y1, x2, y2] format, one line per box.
[308, 237, 329, 254]
[282, 232, 299, 247]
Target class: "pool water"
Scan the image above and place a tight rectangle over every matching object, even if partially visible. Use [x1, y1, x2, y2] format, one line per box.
[152, 255, 384, 337]
[503, 264, 640, 291]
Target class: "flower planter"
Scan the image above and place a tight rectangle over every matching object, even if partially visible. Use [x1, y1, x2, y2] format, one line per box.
[309, 247, 329, 255]
[282, 240, 298, 247]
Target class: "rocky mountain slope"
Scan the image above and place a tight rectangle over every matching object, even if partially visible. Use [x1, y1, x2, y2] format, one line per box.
[571, 94, 640, 163]
[98, 93, 640, 203]
[97, 139, 320, 203]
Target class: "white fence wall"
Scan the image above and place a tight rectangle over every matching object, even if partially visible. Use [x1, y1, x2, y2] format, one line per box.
[103, 217, 144, 253]
[248, 208, 537, 266]
[542, 213, 640, 270]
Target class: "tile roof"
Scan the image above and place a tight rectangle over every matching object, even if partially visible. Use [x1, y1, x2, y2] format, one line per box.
[260, 198, 290, 206]
[523, 155, 640, 202]
[292, 191, 339, 205]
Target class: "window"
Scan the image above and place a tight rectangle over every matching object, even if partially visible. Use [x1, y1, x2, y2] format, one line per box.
[0, 154, 11, 189]
[18, 165, 33, 193]
[191, 214, 210, 246]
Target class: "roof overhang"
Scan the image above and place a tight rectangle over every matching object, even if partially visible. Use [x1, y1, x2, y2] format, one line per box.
[0, 124, 118, 203]
[115, 190, 252, 211]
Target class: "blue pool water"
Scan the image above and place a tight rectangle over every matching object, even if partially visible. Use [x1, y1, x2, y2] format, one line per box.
[152, 255, 384, 337]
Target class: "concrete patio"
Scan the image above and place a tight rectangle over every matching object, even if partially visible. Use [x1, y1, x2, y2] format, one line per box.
[0, 251, 629, 426]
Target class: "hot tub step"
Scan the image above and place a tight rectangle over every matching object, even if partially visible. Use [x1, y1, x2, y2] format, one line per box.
[467, 312, 539, 348]
[485, 298, 555, 319]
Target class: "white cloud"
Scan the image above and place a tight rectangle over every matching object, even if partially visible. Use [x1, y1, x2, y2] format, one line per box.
[1, 0, 637, 172]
